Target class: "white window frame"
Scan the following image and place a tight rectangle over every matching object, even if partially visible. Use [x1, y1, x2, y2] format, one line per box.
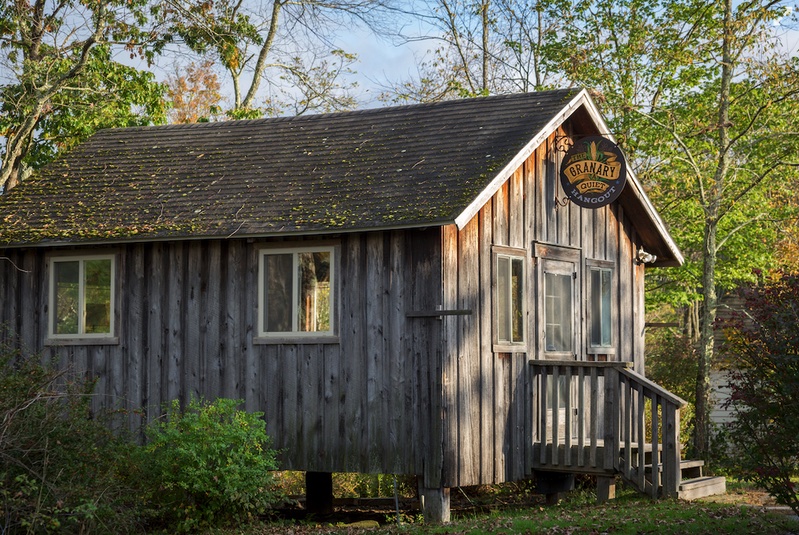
[534, 243, 581, 360]
[586, 259, 616, 356]
[47, 254, 116, 342]
[256, 244, 338, 343]
[493, 245, 527, 352]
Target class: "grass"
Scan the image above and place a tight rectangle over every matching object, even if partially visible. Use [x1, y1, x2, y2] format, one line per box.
[206, 485, 799, 535]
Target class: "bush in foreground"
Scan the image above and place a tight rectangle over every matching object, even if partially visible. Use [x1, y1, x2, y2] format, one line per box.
[143, 397, 282, 532]
[1, 345, 283, 534]
[719, 270, 799, 515]
[0, 349, 143, 534]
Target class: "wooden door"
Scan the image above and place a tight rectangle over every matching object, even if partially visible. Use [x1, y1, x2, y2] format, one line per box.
[534, 244, 582, 442]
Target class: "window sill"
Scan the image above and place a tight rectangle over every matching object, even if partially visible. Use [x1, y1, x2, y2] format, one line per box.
[253, 335, 340, 345]
[493, 343, 528, 353]
[45, 337, 119, 347]
[587, 347, 616, 356]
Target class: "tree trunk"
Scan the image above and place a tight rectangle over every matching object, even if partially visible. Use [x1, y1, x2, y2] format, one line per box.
[692, 0, 733, 459]
[694, 217, 718, 458]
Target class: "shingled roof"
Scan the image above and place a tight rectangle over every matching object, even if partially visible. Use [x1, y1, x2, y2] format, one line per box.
[0, 88, 682, 265]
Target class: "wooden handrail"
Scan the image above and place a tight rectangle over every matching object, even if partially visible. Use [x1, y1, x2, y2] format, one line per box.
[618, 367, 688, 408]
[529, 359, 632, 369]
[530, 360, 684, 499]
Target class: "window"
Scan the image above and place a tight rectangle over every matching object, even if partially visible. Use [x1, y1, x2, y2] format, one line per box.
[258, 246, 335, 338]
[544, 271, 573, 352]
[496, 251, 525, 346]
[534, 243, 580, 359]
[49, 255, 115, 338]
[589, 266, 613, 348]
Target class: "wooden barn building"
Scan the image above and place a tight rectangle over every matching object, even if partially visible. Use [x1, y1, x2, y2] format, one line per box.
[0, 89, 725, 521]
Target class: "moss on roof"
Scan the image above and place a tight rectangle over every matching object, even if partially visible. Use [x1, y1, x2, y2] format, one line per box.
[0, 89, 579, 246]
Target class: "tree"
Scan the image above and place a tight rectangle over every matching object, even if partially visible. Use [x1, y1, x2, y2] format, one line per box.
[153, 0, 382, 117]
[381, 0, 569, 102]
[719, 271, 799, 515]
[0, 0, 168, 194]
[635, 2, 799, 458]
[540, 0, 799, 458]
[166, 60, 224, 124]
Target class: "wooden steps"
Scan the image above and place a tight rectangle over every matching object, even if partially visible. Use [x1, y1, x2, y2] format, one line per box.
[621, 446, 726, 501]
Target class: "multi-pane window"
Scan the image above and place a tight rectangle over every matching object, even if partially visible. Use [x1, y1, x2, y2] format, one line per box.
[259, 246, 335, 336]
[49, 256, 114, 337]
[544, 271, 573, 352]
[535, 243, 580, 358]
[590, 266, 613, 348]
[496, 253, 525, 345]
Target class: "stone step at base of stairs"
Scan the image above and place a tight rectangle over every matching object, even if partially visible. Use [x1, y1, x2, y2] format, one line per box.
[678, 476, 727, 501]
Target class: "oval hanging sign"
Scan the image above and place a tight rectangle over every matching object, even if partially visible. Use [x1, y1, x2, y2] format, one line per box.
[559, 135, 627, 208]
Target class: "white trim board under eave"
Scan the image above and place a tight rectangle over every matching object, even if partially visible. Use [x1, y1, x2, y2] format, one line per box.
[453, 89, 590, 230]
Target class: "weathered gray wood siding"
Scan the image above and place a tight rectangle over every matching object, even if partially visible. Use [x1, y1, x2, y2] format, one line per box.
[0, 229, 443, 480]
[440, 127, 647, 487]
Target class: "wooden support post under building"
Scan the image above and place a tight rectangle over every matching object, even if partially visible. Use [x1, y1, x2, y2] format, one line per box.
[420, 487, 450, 523]
[596, 476, 616, 503]
[305, 472, 334, 515]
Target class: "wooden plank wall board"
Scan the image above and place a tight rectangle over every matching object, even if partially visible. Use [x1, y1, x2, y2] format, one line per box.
[389, 230, 409, 474]
[204, 242, 222, 400]
[323, 338, 342, 471]
[243, 241, 259, 414]
[167, 242, 183, 404]
[545, 136, 557, 244]
[458, 216, 480, 486]
[510, 168, 525, 249]
[409, 229, 444, 487]
[366, 231, 385, 473]
[478, 204, 494, 484]
[20, 250, 37, 352]
[494, 182, 510, 246]
[338, 234, 362, 471]
[495, 354, 510, 481]
[186, 243, 201, 400]
[125, 245, 144, 433]
[618, 210, 634, 365]
[219, 240, 237, 400]
[442, 224, 459, 485]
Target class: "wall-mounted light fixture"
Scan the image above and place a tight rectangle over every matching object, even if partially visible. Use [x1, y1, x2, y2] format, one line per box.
[636, 247, 657, 265]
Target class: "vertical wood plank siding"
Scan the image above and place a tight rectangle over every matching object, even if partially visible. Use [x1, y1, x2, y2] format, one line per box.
[0, 228, 442, 479]
[0, 127, 648, 488]
[440, 130, 645, 487]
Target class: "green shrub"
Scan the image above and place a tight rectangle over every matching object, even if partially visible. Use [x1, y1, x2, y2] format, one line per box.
[718, 271, 799, 515]
[0, 348, 144, 534]
[646, 329, 697, 450]
[143, 397, 281, 532]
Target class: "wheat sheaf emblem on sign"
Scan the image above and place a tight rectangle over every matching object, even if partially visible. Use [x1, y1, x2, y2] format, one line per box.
[559, 136, 627, 209]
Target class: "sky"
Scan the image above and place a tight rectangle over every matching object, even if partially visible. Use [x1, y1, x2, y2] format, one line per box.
[131, 3, 799, 117]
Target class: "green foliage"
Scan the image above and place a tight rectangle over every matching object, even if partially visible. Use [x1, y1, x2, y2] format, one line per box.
[646, 327, 697, 447]
[143, 397, 282, 532]
[0, 347, 144, 534]
[0, 0, 167, 192]
[24, 45, 168, 169]
[333, 473, 416, 499]
[718, 271, 799, 515]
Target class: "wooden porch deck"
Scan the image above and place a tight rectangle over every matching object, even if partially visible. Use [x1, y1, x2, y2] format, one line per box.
[530, 360, 726, 500]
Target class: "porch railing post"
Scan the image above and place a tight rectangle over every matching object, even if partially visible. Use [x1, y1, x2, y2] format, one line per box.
[603, 366, 620, 472]
[662, 401, 681, 498]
